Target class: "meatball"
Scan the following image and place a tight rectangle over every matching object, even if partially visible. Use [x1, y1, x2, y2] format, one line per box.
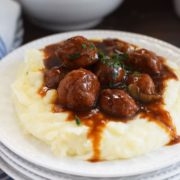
[57, 36, 98, 69]
[102, 39, 136, 54]
[127, 73, 155, 95]
[99, 89, 139, 117]
[127, 73, 161, 103]
[44, 67, 68, 89]
[44, 43, 63, 69]
[44, 54, 62, 69]
[57, 68, 100, 111]
[127, 49, 163, 74]
[95, 62, 125, 87]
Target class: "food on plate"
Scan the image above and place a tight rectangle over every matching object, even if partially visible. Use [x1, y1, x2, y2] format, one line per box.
[57, 68, 100, 112]
[45, 36, 98, 69]
[99, 89, 139, 117]
[12, 36, 180, 161]
[127, 73, 161, 102]
[127, 73, 155, 94]
[95, 60, 125, 86]
[127, 49, 163, 74]
[99, 38, 136, 54]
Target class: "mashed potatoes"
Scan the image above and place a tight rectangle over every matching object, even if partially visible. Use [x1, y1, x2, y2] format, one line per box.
[12, 49, 180, 160]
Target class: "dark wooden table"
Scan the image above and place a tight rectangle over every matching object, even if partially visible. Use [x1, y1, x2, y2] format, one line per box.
[23, 0, 180, 48]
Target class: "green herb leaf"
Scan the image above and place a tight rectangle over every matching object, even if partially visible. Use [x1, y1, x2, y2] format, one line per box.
[98, 52, 106, 63]
[98, 51, 105, 59]
[98, 52, 128, 70]
[90, 44, 95, 49]
[82, 43, 87, 49]
[75, 115, 81, 126]
[98, 52, 132, 88]
[68, 53, 81, 60]
[122, 53, 129, 60]
[112, 68, 119, 80]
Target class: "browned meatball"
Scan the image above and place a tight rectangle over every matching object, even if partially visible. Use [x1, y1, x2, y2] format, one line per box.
[57, 36, 98, 69]
[95, 62, 125, 87]
[44, 67, 68, 89]
[44, 54, 62, 69]
[127, 73, 155, 95]
[43, 43, 63, 69]
[127, 49, 163, 74]
[102, 39, 136, 54]
[99, 89, 139, 117]
[57, 68, 100, 112]
[127, 73, 161, 103]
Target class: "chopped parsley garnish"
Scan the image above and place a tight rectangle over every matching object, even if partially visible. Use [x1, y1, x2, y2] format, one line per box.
[82, 43, 87, 49]
[98, 51, 106, 61]
[90, 44, 95, 49]
[98, 52, 128, 70]
[122, 53, 129, 60]
[112, 68, 119, 80]
[98, 51, 130, 88]
[75, 115, 81, 126]
[68, 53, 81, 60]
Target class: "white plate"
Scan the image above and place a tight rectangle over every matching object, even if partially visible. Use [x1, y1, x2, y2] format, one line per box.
[1, 142, 180, 180]
[0, 30, 180, 178]
[0, 150, 45, 180]
[0, 156, 30, 180]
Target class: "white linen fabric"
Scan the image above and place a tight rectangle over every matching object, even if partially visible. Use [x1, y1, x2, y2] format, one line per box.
[0, 0, 22, 59]
[0, 0, 22, 178]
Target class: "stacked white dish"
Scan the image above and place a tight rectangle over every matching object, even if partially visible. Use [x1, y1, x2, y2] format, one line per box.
[0, 30, 180, 180]
[1, 142, 180, 180]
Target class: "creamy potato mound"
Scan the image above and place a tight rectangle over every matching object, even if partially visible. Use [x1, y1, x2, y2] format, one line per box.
[12, 49, 180, 160]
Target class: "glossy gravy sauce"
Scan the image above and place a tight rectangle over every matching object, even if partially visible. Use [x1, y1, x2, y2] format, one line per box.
[39, 40, 179, 161]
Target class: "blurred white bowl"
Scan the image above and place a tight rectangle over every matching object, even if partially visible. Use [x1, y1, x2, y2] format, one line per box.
[18, 0, 124, 31]
[174, 0, 180, 17]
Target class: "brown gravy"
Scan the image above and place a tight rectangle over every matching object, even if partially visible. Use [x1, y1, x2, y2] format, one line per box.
[39, 39, 179, 162]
